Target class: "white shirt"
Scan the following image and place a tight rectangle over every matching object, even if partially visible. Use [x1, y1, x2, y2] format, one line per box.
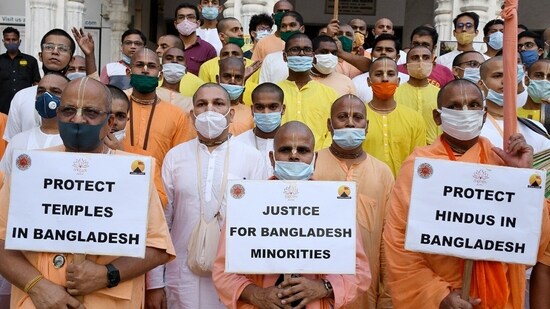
[481, 116, 550, 153]
[4, 86, 40, 142]
[352, 71, 410, 103]
[366, 48, 407, 65]
[233, 129, 274, 177]
[196, 28, 223, 55]
[259, 51, 288, 84]
[0, 126, 62, 174]
[152, 137, 267, 308]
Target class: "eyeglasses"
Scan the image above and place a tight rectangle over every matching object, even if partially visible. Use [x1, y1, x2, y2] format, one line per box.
[42, 43, 71, 54]
[58, 106, 110, 120]
[456, 22, 474, 30]
[123, 40, 145, 47]
[177, 14, 197, 21]
[518, 42, 536, 50]
[114, 112, 128, 120]
[286, 46, 313, 56]
[458, 60, 482, 68]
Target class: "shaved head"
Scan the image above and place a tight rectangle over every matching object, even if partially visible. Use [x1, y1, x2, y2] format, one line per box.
[331, 94, 365, 115]
[274, 121, 315, 150]
[131, 48, 159, 66]
[479, 55, 502, 80]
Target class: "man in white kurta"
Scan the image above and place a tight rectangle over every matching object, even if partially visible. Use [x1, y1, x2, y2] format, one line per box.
[148, 83, 268, 309]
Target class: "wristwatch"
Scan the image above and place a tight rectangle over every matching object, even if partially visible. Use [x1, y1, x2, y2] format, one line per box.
[106, 263, 120, 288]
[322, 279, 333, 297]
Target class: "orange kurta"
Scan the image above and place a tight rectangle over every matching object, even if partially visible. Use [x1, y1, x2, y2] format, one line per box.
[314, 149, 394, 309]
[123, 99, 196, 206]
[229, 103, 254, 137]
[213, 220, 371, 309]
[251, 34, 285, 62]
[0, 113, 7, 159]
[0, 148, 176, 309]
[383, 136, 550, 309]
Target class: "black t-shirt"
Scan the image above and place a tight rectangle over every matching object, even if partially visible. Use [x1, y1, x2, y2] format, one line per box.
[0, 51, 41, 114]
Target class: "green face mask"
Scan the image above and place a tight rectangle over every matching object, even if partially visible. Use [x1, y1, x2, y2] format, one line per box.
[281, 30, 301, 42]
[339, 36, 353, 53]
[228, 36, 245, 48]
[130, 74, 159, 94]
[272, 12, 285, 28]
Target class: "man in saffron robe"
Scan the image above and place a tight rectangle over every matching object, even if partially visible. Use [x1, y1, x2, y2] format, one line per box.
[383, 79, 550, 309]
[212, 121, 371, 308]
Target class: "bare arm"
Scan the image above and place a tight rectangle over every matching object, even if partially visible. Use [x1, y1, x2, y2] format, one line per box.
[531, 262, 550, 308]
[66, 246, 171, 296]
[72, 27, 98, 76]
[0, 240, 84, 308]
[325, 19, 371, 73]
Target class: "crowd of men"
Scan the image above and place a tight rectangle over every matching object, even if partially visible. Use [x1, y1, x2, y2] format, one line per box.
[0, 0, 549, 308]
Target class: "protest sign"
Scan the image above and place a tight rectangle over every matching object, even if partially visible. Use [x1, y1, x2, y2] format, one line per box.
[405, 158, 545, 265]
[225, 180, 356, 274]
[5, 150, 152, 258]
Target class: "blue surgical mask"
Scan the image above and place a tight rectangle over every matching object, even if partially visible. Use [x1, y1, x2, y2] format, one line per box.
[201, 6, 220, 20]
[219, 83, 245, 101]
[332, 128, 366, 150]
[462, 68, 480, 83]
[517, 64, 525, 85]
[121, 54, 131, 65]
[286, 56, 313, 72]
[482, 80, 505, 106]
[66, 72, 87, 81]
[254, 112, 282, 133]
[487, 31, 503, 50]
[58, 115, 110, 152]
[255, 30, 271, 41]
[35, 91, 60, 119]
[273, 159, 314, 180]
[520, 50, 540, 68]
[527, 79, 550, 103]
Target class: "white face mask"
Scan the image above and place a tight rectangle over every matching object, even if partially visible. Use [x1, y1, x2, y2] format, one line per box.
[162, 63, 186, 83]
[313, 54, 338, 75]
[193, 110, 230, 139]
[438, 107, 485, 141]
[113, 128, 126, 142]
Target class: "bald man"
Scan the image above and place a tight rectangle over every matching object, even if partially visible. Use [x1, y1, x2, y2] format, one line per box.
[149, 83, 267, 309]
[385, 79, 550, 308]
[213, 120, 371, 308]
[217, 57, 254, 136]
[155, 35, 205, 98]
[0, 77, 175, 309]
[365, 18, 407, 65]
[478, 56, 550, 153]
[157, 47, 194, 113]
[314, 95, 394, 309]
[124, 48, 196, 208]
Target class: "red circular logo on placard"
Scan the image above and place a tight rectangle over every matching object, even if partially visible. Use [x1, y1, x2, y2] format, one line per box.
[230, 184, 245, 199]
[16, 154, 31, 171]
[417, 163, 433, 179]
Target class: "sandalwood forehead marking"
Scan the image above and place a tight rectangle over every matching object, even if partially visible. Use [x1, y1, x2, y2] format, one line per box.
[76, 77, 90, 109]
[291, 132, 297, 155]
[459, 83, 469, 109]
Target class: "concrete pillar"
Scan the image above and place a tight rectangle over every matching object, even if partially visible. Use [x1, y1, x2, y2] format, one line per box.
[241, 0, 267, 34]
[106, 0, 130, 62]
[26, 0, 57, 61]
[66, 0, 86, 43]
[223, 0, 235, 18]
[434, 0, 453, 42]
[460, 0, 489, 42]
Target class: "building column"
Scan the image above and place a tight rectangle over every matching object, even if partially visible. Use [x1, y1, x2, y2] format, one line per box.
[106, 0, 130, 63]
[223, 0, 235, 18]
[241, 0, 267, 34]
[264, 0, 275, 14]
[26, 0, 57, 62]
[65, 0, 86, 35]
[434, 0, 453, 42]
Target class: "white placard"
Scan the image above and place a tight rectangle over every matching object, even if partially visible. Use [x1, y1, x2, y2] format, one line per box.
[225, 180, 356, 274]
[5, 150, 152, 258]
[405, 158, 545, 265]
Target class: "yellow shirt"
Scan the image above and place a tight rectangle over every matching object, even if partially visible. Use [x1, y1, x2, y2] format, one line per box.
[394, 82, 440, 144]
[363, 104, 426, 177]
[178, 73, 205, 98]
[311, 71, 357, 97]
[313, 149, 394, 309]
[517, 107, 541, 122]
[198, 56, 259, 106]
[278, 79, 337, 151]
